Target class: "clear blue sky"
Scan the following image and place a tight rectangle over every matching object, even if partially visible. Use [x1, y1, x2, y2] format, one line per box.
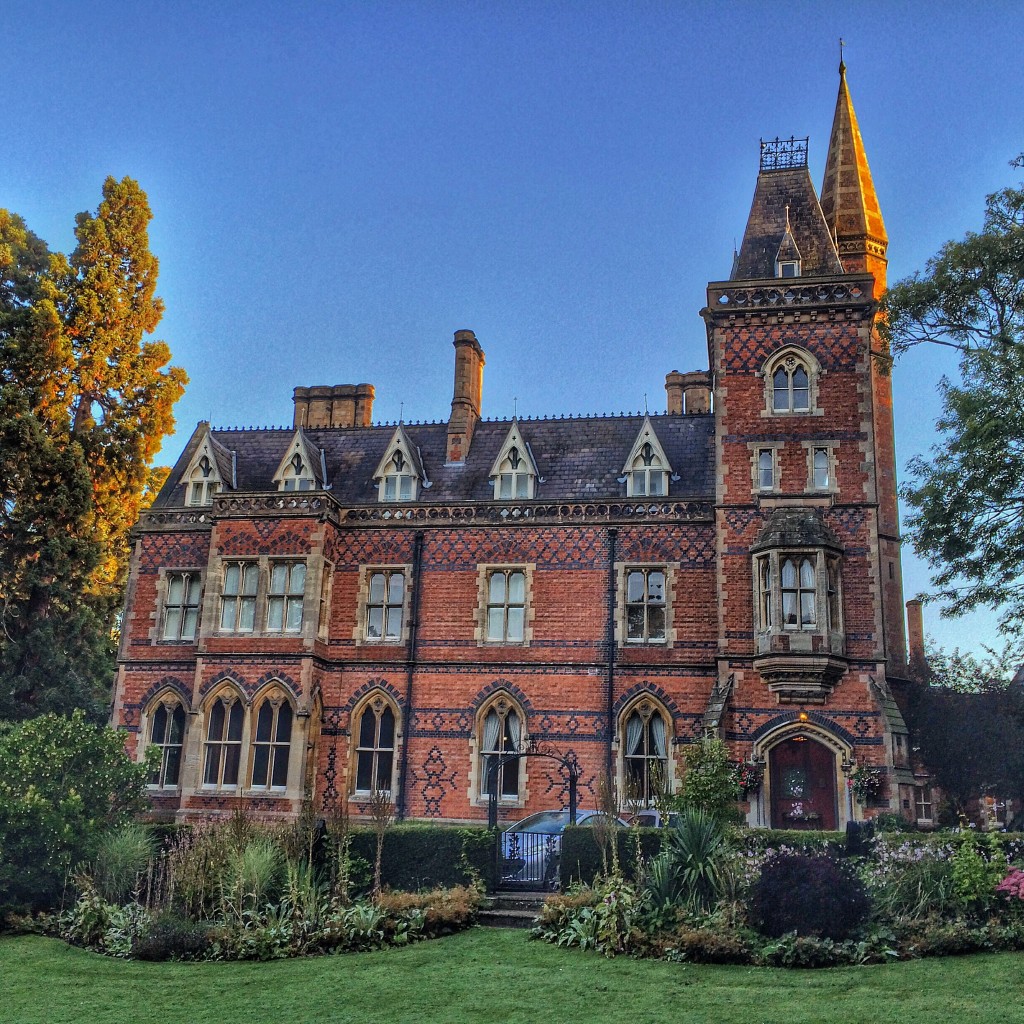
[7, 2, 1023, 655]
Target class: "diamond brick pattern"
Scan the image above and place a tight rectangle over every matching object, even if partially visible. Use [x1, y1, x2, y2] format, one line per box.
[139, 533, 211, 571]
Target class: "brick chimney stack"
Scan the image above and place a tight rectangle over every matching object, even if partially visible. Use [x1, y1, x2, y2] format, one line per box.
[293, 384, 374, 429]
[446, 329, 485, 464]
[906, 599, 927, 677]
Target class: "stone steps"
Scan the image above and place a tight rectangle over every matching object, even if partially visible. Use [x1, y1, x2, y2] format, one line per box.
[477, 890, 549, 929]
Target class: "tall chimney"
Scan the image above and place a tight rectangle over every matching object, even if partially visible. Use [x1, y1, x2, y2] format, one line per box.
[446, 329, 485, 464]
[906, 599, 927, 677]
[665, 371, 685, 415]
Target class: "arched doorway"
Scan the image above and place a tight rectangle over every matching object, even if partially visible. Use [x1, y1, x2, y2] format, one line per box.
[769, 736, 838, 830]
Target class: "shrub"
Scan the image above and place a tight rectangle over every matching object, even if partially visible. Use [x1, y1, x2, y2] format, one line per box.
[0, 711, 151, 911]
[666, 925, 752, 964]
[375, 884, 483, 937]
[748, 853, 870, 940]
[132, 911, 211, 961]
[662, 808, 726, 914]
[219, 836, 283, 924]
[950, 831, 1005, 912]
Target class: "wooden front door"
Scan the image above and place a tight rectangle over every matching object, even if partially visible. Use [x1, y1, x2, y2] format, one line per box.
[769, 737, 837, 830]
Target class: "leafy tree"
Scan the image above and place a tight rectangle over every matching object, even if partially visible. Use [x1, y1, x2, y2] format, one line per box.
[0, 180, 186, 720]
[679, 736, 740, 821]
[883, 157, 1024, 634]
[0, 711, 151, 911]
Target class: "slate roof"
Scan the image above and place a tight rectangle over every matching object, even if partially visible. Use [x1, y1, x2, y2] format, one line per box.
[732, 166, 843, 281]
[155, 413, 716, 508]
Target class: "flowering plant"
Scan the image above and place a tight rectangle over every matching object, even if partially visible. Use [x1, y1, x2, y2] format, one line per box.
[735, 762, 763, 794]
[996, 867, 1024, 901]
[849, 765, 884, 804]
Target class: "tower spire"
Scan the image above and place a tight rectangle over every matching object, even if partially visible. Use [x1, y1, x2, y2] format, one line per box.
[819, 60, 887, 294]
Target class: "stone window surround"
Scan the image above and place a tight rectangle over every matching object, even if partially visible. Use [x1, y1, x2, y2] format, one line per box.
[203, 555, 321, 642]
[759, 345, 825, 419]
[195, 682, 305, 798]
[613, 562, 678, 648]
[752, 549, 844, 642]
[613, 696, 675, 808]
[150, 567, 204, 644]
[348, 690, 403, 803]
[473, 563, 536, 646]
[467, 692, 529, 810]
[802, 440, 840, 494]
[140, 691, 189, 791]
[351, 564, 413, 646]
[748, 442, 784, 495]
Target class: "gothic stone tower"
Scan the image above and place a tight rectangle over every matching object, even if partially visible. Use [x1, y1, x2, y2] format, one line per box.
[702, 66, 910, 829]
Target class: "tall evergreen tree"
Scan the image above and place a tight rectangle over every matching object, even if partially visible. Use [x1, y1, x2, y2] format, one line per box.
[0, 181, 186, 720]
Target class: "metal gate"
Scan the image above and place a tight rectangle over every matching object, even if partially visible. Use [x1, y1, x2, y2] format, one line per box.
[499, 829, 560, 890]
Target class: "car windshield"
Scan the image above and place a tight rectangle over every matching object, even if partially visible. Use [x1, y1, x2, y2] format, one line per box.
[507, 811, 570, 834]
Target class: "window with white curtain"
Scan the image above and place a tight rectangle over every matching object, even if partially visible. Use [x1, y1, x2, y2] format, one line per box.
[479, 698, 523, 800]
[622, 701, 669, 807]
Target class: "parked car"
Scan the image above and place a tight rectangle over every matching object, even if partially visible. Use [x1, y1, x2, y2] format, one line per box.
[501, 809, 628, 888]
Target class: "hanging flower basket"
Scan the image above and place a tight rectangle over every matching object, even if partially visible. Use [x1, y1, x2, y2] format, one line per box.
[736, 761, 763, 795]
[849, 766, 884, 805]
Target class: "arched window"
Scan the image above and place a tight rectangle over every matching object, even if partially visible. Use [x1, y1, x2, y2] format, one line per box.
[353, 695, 398, 796]
[494, 446, 534, 500]
[280, 452, 314, 491]
[628, 442, 667, 497]
[187, 455, 221, 506]
[147, 699, 187, 788]
[772, 363, 809, 412]
[621, 700, 669, 807]
[382, 450, 416, 501]
[479, 696, 524, 800]
[250, 693, 294, 790]
[203, 691, 244, 788]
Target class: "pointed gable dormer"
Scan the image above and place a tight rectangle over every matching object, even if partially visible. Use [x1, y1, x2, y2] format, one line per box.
[489, 420, 539, 500]
[819, 60, 888, 294]
[774, 205, 802, 278]
[273, 429, 325, 492]
[180, 424, 234, 506]
[732, 137, 843, 281]
[373, 425, 425, 502]
[622, 416, 672, 498]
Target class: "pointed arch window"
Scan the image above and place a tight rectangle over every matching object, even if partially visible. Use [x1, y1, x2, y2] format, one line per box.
[203, 692, 244, 788]
[479, 697, 524, 801]
[627, 442, 667, 497]
[147, 699, 187, 788]
[187, 455, 221, 506]
[621, 700, 669, 807]
[250, 694, 293, 790]
[353, 695, 398, 796]
[382, 450, 417, 501]
[281, 452, 314, 491]
[495, 446, 533, 500]
[781, 556, 817, 628]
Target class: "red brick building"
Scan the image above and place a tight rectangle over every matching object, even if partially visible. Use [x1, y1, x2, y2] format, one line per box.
[112, 66, 929, 829]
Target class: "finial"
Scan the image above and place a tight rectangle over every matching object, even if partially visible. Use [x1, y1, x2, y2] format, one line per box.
[839, 37, 846, 74]
[784, 204, 792, 233]
[513, 396, 518, 418]
[399, 401, 404, 424]
[644, 393, 649, 415]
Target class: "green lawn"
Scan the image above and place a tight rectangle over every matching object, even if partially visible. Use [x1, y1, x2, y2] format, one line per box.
[3, 928, 1023, 1024]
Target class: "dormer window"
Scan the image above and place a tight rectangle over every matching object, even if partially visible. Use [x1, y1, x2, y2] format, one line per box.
[373, 425, 425, 503]
[496, 446, 533, 500]
[489, 421, 538, 501]
[382, 450, 416, 501]
[188, 455, 220, 506]
[622, 417, 672, 499]
[777, 260, 800, 278]
[281, 453, 313, 491]
[629, 442, 667, 497]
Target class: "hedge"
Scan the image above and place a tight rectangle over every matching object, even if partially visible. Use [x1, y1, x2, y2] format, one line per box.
[559, 826, 663, 886]
[348, 825, 497, 892]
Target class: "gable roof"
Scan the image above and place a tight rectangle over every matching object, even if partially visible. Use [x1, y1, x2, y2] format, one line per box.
[155, 413, 715, 509]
